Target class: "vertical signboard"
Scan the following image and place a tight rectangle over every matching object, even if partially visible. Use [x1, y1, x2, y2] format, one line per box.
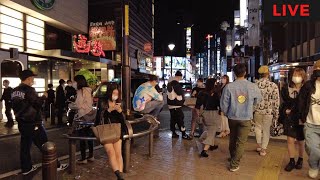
[247, 0, 260, 46]
[89, 21, 116, 51]
[186, 27, 191, 58]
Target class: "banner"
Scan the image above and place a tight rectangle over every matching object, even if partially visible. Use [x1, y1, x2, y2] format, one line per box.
[247, 0, 260, 47]
[89, 21, 116, 51]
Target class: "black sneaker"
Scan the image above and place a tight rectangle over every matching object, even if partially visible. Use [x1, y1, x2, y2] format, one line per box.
[295, 159, 303, 169]
[200, 150, 209, 157]
[285, 161, 295, 172]
[172, 133, 179, 138]
[209, 145, 218, 151]
[182, 134, 192, 140]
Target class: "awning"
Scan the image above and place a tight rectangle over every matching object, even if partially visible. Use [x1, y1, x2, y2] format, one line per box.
[24, 49, 119, 66]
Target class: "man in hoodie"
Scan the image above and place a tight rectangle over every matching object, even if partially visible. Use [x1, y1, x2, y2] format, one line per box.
[220, 63, 262, 172]
[167, 71, 191, 139]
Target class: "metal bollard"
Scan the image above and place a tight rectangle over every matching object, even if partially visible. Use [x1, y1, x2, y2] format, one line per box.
[42, 142, 57, 180]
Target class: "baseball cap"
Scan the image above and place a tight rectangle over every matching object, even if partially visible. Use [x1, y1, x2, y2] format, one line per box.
[258, 65, 269, 74]
[19, 70, 37, 81]
[175, 70, 183, 77]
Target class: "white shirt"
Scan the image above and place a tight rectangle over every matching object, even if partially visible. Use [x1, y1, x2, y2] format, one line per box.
[307, 81, 320, 125]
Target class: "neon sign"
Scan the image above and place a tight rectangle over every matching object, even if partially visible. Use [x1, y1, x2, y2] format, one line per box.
[73, 34, 105, 57]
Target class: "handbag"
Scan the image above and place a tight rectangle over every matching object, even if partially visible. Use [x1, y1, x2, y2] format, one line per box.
[91, 115, 121, 145]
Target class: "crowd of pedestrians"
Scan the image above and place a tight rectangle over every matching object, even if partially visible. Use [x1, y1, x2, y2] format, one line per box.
[1, 59, 320, 179]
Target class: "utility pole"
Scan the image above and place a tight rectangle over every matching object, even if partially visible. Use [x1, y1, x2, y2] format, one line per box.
[122, 0, 131, 117]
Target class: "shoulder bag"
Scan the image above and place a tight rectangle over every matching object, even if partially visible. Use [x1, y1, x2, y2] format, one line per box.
[91, 111, 121, 145]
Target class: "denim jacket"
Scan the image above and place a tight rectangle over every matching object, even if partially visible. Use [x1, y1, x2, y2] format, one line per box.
[220, 79, 262, 121]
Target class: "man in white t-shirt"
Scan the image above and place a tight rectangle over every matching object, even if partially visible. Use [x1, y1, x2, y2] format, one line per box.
[299, 60, 320, 179]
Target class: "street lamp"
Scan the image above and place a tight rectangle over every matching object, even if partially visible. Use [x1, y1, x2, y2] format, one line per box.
[168, 43, 175, 77]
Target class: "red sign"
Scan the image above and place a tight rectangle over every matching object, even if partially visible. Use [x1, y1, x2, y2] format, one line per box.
[144, 43, 152, 52]
[73, 34, 105, 57]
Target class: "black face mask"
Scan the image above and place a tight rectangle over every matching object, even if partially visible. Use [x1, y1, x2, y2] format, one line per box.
[313, 70, 320, 77]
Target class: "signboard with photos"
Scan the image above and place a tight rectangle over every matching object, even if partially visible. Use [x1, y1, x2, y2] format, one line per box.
[89, 21, 116, 51]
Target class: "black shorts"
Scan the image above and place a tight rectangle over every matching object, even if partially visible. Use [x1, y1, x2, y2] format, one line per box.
[284, 124, 305, 141]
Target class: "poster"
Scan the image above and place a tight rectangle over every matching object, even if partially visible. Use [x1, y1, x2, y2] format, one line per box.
[89, 21, 116, 51]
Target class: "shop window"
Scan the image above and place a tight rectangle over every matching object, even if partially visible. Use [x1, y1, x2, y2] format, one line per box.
[1, 60, 22, 88]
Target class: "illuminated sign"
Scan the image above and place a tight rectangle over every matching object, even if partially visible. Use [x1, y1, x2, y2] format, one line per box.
[144, 43, 152, 52]
[73, 34, 105, 57]
[31, 0, 55, 10]
[89, 21, 116, 51]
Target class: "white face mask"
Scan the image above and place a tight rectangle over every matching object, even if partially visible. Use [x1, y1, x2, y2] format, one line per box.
[112, 95, 118, 101]
[292, 77, 303, 84]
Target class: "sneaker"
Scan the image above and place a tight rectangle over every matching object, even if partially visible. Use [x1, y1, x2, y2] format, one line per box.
[229, 166, 240, 172]
[284, 161, 295, 172]
[209, 145, 219, 151]
[172, 132, 179, 138]
[87, 156, 95, 162]
[259, 149, 267, 156]
[182, 134, 192, 140]
[295, 158, 303, 169]
[22, 165, 38, 175]
[77, 159, 87, 164]
[57, 164, 68, 171]
[200, 150, 209, 157]
[309, 168, 319, 179]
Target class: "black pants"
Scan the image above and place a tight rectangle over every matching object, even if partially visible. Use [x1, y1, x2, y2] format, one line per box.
[18, 124, 48, 173]
[57, 105, 65, 125]
[169, 108, 186, 133]
[5, 102, 13, 124]
[78, 127, 94, 160]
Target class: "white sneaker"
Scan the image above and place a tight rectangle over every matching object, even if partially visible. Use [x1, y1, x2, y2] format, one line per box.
[229, 166, 240, 172]
[22, 165, 38, 175]
[57, 164, 68, 171]
[309, 168, 319, 179]
[87, 156, 95, 162]
[76, 159, 87, 164]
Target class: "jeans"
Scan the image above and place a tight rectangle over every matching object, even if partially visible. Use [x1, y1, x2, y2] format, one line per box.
[304, 123, 320, 169]
[18, 124, 48, 172]
[229, 119, 251, 168]
[78, 127, 94, 160]
[5, 102, 13, 124]
[141, 100, 164, 117]
[169, 108, 186, 133]
[254, 114, 273, 149]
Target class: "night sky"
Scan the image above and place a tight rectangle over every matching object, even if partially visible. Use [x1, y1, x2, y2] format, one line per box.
[154, 0, 238, 56]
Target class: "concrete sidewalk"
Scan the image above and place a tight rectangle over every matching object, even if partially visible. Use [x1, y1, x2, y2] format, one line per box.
[3, 130, 309, 180]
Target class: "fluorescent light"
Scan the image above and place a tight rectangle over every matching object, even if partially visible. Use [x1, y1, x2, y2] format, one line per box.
[0, 24, 23, 37]
[27, 40, 44, 50]
[26, 16, 44, 28]
[0, 43, 23, 51]
[27, 31, 44, 43]
[0, 5, 23, 20]
[27, 23, 44, 36]
[0, 14, 23, 29]
[0, 33, 23, 46]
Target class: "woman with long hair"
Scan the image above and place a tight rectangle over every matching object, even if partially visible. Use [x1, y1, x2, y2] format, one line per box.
[280, 68, 306, 172]
[217, 75, 230, 137]
[195, 78, 221, 157]
[74, 75, 95, 164]
[102, 83, 125, 180]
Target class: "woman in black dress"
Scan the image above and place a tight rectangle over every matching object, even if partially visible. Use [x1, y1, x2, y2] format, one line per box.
[280, 68, 306, 172]
[102, 84, 126, 180]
